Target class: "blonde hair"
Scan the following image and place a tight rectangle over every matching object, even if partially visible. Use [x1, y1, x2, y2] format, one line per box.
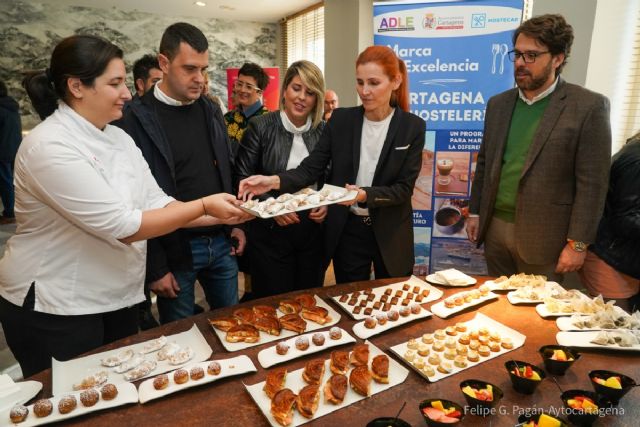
[280, 60, 325, 128]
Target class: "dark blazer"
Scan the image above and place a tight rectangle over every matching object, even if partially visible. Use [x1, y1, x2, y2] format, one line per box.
[469, 77, 611, 265]
[115, 91, 233, 283]
[278, 106, 425, 277]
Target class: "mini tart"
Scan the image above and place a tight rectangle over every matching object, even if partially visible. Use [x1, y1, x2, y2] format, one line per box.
[454, 356, 468, 368]
[470, 290, 481, 299]
[421, 333, 434, 344]
[190, 366, 205, 380]
[458, 334, 470, 345]
[33, 399, 53, 418]
[312, 333, 326, 346]
[444, 348, 457, 360]
[467, 351, 480, 362]
[399, 307, 411, 317]
[469, 330, 480, 340]
[276, 342, 290, 355]
[10, 405, 28, 423]
[453, 296, 464, 306]
[428, 354, 441, 366]
[387, 310, 399, 321]
[207, 361, 222, 375]
[455, 322, 467, 332]
[410, 304, 422, 315]
[412, 357, 425, 369]
[490, 331, 501, 342]
[478, 335, 490, 345]
[479, 284, 490, 295]
[329, 327, 342, 340]
[445, 326, 457, 336]
[403, 349, 416, 362]
[407, 338, 419, 350]
[463, 293, 474, 303]
[173, 369, 189, 384]
[444, 298, 455, 308]
[417, 343, 430, 357]
[296, 337, 310, 350]
[432, 341, 445, 352]
[501, 337, 514, 349]
[478, 327, 490, 337]
[58, 395, 77, 415]
[100, 384, 118, 400]
[421, 365, 436, 377]
[469, 340, 480, 350]
[375, 314, 388, 325]
[445, 338, 457, 349]
[456, 344, 468, 356]
[489, 342, 501, 353]
[478, 345, 491, 357]
[153, 374, 169, 390]
[434, 329, 446, 340]
[437, 362, 453, 374]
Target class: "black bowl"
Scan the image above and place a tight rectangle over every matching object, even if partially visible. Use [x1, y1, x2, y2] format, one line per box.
[589, 369, 637, 406]
[539, 345, 581, 375]
[561, 389, 604, 426]
[505, 360, 546, 394]
[419, 398, 464, 426]
[459, 379, 503, 417]
[517, 412, 569, 427]
[366, 417, 412, 427]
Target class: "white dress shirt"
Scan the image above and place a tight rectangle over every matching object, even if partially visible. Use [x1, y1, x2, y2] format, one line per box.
[0, 103, 174, 315]
[352, 110, 394, 216]
[282, 111, 312, 170]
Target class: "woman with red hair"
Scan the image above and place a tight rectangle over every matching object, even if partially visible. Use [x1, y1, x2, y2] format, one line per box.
[239, 45, 425, 283]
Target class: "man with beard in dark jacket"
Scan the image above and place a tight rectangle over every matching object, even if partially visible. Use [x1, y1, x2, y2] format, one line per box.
[0, 80, 21, 224]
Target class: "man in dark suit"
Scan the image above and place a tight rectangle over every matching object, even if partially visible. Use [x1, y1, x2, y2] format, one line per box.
[467, 14, 611, 282]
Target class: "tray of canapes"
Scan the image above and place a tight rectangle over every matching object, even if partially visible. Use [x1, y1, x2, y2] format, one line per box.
[240, 185, 357, 219]
[430, 285, 498, 318]
[52, 324, 211, 395]
[245, 341, 409, 427]
[556, 306, 640, 331]
[352, 303, 432, 339]
[3, 382, 137, 426]
[389, 313, 526, 382]
[258, 327, 356, 368]
[208, 294, 341, 352]
[331, 276, 442, 320]
[556, 330, 640, 352]
[138, 355, 257, 404]
[484, 273, 548, 292]
[506, 282, 571, 304]
[535, 292, 606, 318]
[426, 268, 477, 287]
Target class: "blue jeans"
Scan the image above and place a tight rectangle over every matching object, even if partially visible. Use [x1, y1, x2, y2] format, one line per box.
[157, 234, 238, 324]
[0, 161, 14, 218]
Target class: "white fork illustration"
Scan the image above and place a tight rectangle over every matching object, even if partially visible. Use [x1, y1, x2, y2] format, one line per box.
[491, 43, 500, 74]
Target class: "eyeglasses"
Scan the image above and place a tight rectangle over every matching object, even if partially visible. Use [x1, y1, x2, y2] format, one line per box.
[233, 80, 260, 92]
[507, 50, 551, 63]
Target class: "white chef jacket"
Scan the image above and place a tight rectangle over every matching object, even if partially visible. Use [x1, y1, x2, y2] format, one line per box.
[0, 103, 174, 315]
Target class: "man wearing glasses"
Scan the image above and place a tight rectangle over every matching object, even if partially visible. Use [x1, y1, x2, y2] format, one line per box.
[467, 14, 610, 282]
[224, 62, 270, 157]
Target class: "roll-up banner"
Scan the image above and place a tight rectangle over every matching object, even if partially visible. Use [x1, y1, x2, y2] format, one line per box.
[374, 0, 525, 276]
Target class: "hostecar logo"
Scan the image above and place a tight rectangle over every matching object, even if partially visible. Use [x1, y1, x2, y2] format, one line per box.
[378, 16, 415, 32]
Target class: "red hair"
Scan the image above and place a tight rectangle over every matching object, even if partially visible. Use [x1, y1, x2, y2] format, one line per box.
[356, 45, 409, 112]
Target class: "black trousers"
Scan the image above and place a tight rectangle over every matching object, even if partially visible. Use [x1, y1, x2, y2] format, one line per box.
[333, 213, 390, 284]
[249, 212, 325, 298]
[0, 289, 137, 378]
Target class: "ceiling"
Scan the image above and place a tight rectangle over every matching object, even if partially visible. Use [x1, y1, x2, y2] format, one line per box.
[43, 0, 321, 23]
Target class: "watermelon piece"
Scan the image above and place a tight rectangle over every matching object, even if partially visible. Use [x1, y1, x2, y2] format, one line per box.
[423, 406, 446, 421]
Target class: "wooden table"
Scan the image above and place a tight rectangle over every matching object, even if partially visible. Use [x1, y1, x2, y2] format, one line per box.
[27, 277, 639, 426]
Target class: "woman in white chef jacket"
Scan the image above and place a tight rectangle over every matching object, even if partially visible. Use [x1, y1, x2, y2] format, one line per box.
[0, 34, 251, 378]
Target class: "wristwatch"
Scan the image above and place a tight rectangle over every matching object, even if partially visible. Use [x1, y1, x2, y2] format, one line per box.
[567, 239, 587, 252]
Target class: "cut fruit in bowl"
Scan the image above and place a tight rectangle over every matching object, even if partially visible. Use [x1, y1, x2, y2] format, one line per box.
[459, 379, 503, 416]
[589, 369, 637, 406]
[419, 398, 464, 426]
[505, 360, 546, 394]
[561, 389, 608, 426]
[539, 345, 581, 376]
[517, 412, 569, 427]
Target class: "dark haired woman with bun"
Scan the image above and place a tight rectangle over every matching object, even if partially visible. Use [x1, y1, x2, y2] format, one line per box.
[0, 35, 249, 377]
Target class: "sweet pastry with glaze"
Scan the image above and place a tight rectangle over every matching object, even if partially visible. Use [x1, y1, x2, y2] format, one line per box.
[100, 383, 118, 400]
[276, 342, 290, 355]
[364, 288, 373, 295]
[296, 384, 320, 419]
[302, 359, 326, 385]
[173, 369, 189, 384]
[208, 317, 239, 332]
[422, 333, 434, 344]
[445, 338, 457, 349]
[157, 342, 180, 361]
[371, 354, 389, 384]
[279, 299, 302, 314]
[253, 315, 281, 336]
[401, 298, 410, 306]
[207, 361, 222, 375]
[264, 367, 288, 399]
[402, 283, 410, 291]
[456, 344, 468, 356]
[395, 290, 404, 298]
[190, 366, 205, 380]
[478, 335, 490, 345]
[489, 342, 501, 352]
[404, 349, 416, 362]
[372, 301, 381, 310]
[454, 355, 468, 368]
[407, 338, 419, 350]
[444, 348, 457, 360]
[490, 331, 501, 342]
[415, 294, 424, 302]
[339, 295, 349, 303]
[387, 310, 399, 321]
[434, 329, 446, 340]
[422, 289, 430, 297]
[366, 293, 375, 302]
[382, 303, 391, 311]
[233, 307, 255, 324]
[142, 336, 167, 354]
[380, 294, 389, 303]
[501, 337, 514, 349]
[330, 350, 349, 375]
[324, 374, 348, 404]
[72, 370, 108, 391]
[418, 343, 430, 357]
[312, 333, 325, 346]
[384, 288, 393, 296]
[301, 306, 331, 324]
[363, 307, 373, 315]
[153, 374, 169, 390]
[294, 293, 316, 309]
[349, 365, 371, 396]
[422, 365, 436, 377]
[478, 345, 491, 357]
[348, 299, 357, 306]
[270, 388, 297, 427]
[445, 326, 457, 336]
[376, 313, 388, 325]
[413, 357, 425, 369]
[437, 362, 453, 374]
[254, 304, 278, 318]
[364, 316, 377, 329]
[352, 306, 362, 315]
[390, 297, 399, 305]
[226, 324, 260, 343]
[432, 341, 445, 352]
[33, 399, 53, 418]
[350, 344, 369, 367]
[100, 348, 134, 367]
[10, 405, 28, 423]
[295, 336, 309, 351]
[428, 354, 441, 366]
[478, 327, 490, 336]
[455, 322, 467, 332]
[458, 334, 470, 345]
[279, 313, 307, 334]
[444, 298, 455, 308]
[467, 350, 480, 362]
[58, 394, 77, 415]
[359, 300, 367, 307]
[410, 304, 422, 314]
[328, 327, 342, 340]
[399, 307, 410, 317]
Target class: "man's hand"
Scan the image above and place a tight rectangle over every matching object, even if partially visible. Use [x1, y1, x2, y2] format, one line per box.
[203, 193, 251, 224]
[230, 228, 246, 256]
[274, 212, 300, 227]
[556, 243, 587, 274]
[309, 206, 328, 223]
[466, 216, 479, 243]
[339, 184, 365, 206]
[238, 175, 279, 201]
[149, 272, 180, 298]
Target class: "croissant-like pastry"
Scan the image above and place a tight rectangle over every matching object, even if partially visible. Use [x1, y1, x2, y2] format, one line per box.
[329, 350, 349, 375]
[349, 365, 371, 396]
[301, 306, 331, 325]
[253, 304, 278, 318]
[324, 374, 348, 404]
[295, 293, 317, 309]
[253, 315, 281, 336]
[302, 358, 326, 385]
[233, 307, 255, 324]
[264, 367, 287, 399]
[270, 388, 297, 426]
[350, 344, 369, 367]
[279, 299, 302, 314]
[226, 324, 260, 343]
[371, 354, 389, 384]
[278, 313, 307, 334]
[208, 317, 239, 332]
[296, 384, 320, 419]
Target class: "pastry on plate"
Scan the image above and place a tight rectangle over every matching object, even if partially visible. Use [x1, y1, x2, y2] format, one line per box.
[207, 317, 239, 332]
[233, 307, 255, 325]
[253, 315, 281, 336]
[302, 359, 325, 385]
[294, 293, 317, 309]
[371, 354, 389, 384]
[301, 306, 331, 324]
[271, 388, 297, 427]
[329, 350, 349, 375]
[253, 305, 278, 318]
[349, 365, 371, 396]
[350, 344, 369, 367]
[279, 299, 302, 314]
[279, 313, 307, 334]
[296, 384, 320, 419]
[264, 367, 287, 399]
[324, 374, 348, 404]
[226, 324, 260, 343]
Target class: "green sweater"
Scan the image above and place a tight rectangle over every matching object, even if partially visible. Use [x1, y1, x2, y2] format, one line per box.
[494, 96, 551, 222]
